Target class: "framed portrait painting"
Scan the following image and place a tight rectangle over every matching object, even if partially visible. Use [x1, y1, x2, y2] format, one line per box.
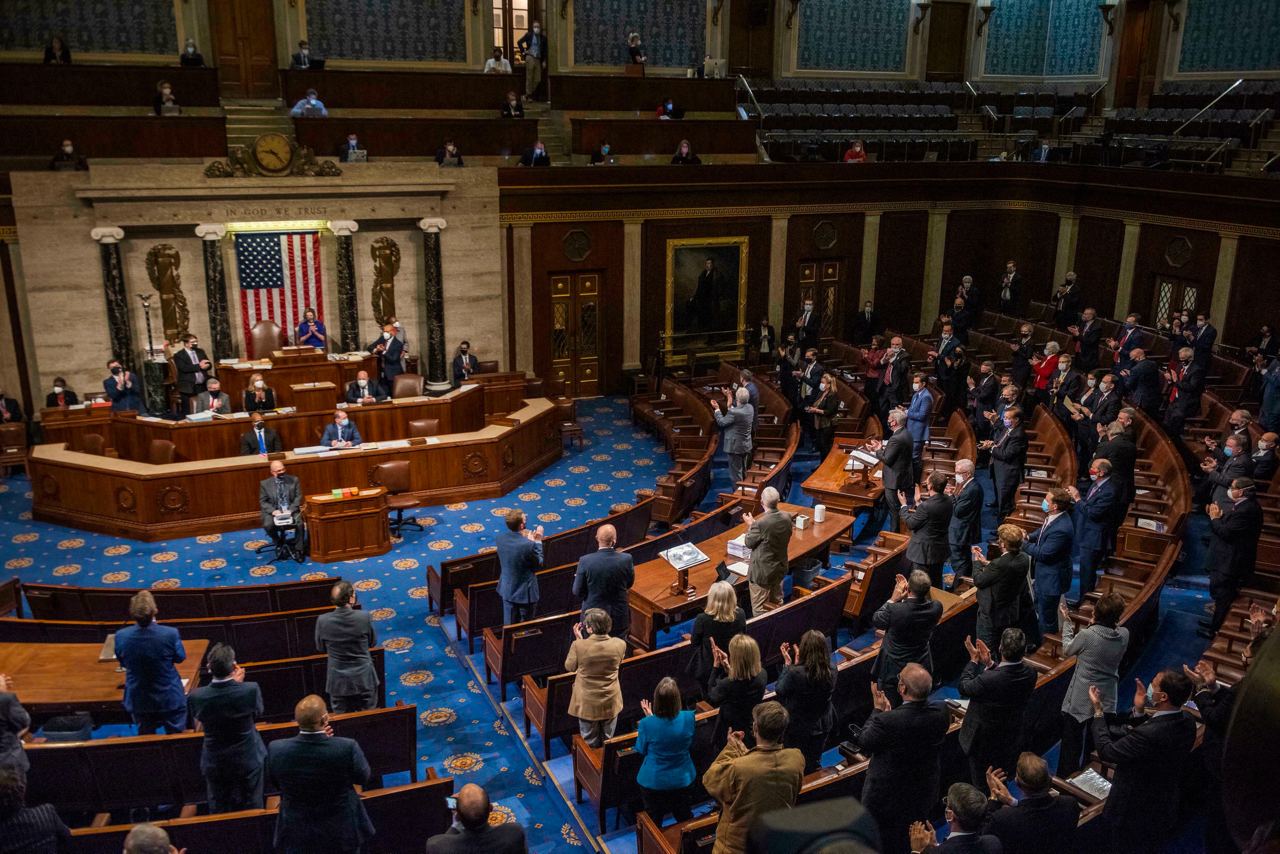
[664, 236, 749, 343]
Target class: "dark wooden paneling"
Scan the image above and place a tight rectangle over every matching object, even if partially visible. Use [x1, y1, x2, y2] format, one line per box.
[784, 213, 865, 341]
[549, 75, 737, 112]
[939, 209, 1059, 316]
[570, 119, 758, 156]
[293, 117, 537, 157]
[0, 116, 227, 158]
[1225, 237, 1280, 346]
[1131, 223, 1220, 320]
[640, 217, 774, 368]
[875, 211, 928, 334]
[530, 221, 626, 394]
[0, 65, 221, 107]
[1072, 216, 1126, 319]
[281, 70, 524, 109]
[925, 1, 970, 82]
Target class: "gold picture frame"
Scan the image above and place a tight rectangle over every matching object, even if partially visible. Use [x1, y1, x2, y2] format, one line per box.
[664, 236, 749, 347]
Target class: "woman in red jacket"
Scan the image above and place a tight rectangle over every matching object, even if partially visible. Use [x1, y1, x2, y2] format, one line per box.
[1030, 340, 1061, 409]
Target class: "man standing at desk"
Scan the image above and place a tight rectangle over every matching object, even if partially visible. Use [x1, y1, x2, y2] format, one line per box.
[187, 643, 267, 813]
[321, 410, 362, 448]
[241, 413, 283, 456]
[103, 359, 143, 412]
[743, 486, 792, 615]
[316, 581, 378, 714]
[497, 509, 544, 625]
[193, 378, 231, 415]
[572, 524, 635, 640]
[369, 323, 405, 387]
[260, 460, 301, 555]
[453, 341, 480, 385]
[345, 371, 386, 405]
[115, 591, 187, 735]
[175, 334, 212, 413]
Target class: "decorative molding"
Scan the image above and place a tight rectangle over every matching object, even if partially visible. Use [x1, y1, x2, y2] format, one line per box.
[328, 219, 360, 237]
[115, 487, 137, 513]
[90, 226, 125, 244]
[462, 451, 489, 478]
[195, 223, 228, 241]
[157, 485, 190, 513]
[417, 217, 448, 233]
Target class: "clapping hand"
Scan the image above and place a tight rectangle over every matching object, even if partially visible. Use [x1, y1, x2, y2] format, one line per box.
[1132, 677, 1148, 713]
[870, 681, 892, 712]
[1248, 602, 1274, 629]
[0, 673, 12, 693]
[974, 638, 992, 667]
[725, 730, 747, 752]
[909, 822, 936, 852]
[1066, 485, 1081, 501]
[1183, 660, 1216, 690]
[231, 665, 246, 683]
[978, 439, 993, 450]
[865, 438, 882, 452]
[1059, 599, 1071, 623]
[1088, 684, 1104, 713]
[780, 642, 796, 666]
[1203, 436, 1218, 450]
[640, 699, 653, 717]
[710, 639, 729, 670]
[1200, 458, 1218, 473]
[964, 635, 980, 663]
[1207, 503, 1223, 520]
[891, 573, 909, 602]
[971, 545, 988, 565]
[572, 622, 586, 641]
[986, 767, 1016, 805]
[742, 511, 755, 527]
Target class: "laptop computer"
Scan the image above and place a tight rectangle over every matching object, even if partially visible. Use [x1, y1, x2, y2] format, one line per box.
[346, 149, 367, 162]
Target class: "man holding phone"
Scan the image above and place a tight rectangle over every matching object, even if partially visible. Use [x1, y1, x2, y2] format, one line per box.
[427, 783, 527, 853]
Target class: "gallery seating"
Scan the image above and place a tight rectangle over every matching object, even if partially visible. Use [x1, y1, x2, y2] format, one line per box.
[293, 117, 539, 158]
[229, 647, 388, 721]
[570, 118, 757, 157]
[0, 64, 221, 107]
[0, 115, 228, 159]
[18, 576, 338, 621]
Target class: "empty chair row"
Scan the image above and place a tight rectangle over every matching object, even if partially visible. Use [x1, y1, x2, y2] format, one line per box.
[765, 135, 979, 164]
[744, 78, 971, 108]
[1150, 79, 1280, 111]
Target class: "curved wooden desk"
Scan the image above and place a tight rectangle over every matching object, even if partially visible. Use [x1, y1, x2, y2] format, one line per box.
[28, 398, 563, 540]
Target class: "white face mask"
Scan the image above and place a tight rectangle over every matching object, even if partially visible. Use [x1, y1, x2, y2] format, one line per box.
[1227, 489, 1238, 502]
[819, 382, 827, 392]
[912, 383, 922, 392]
[336, 417, 347, 427]
[358, 379, 367, 388]
[187, 46, 196, 54]
[254, 380, 264, 389]
[53, 385, 64, 394]
[383, 331, 392, 340]
[393, 321, 401, 329]
[1044, 348, 1053, 356]
[955, 473, 965, 484]
[1087, 378, 1096, 387]
[62, 145, 73, 154]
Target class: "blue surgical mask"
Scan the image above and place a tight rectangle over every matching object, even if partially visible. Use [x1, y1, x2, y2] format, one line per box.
[1124, 322, 1135, 330]
[1145, 683, 1157, 706]
[1223, 446, 1233, 457]
[1041, 498, 1050, 513]
[602, 145, 610, 154]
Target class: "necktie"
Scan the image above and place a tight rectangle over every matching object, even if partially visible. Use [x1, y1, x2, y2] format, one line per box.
[257, 429, 266, 454]
[1086, 481, 1099, 501]
[277, 479, 286, 512]
[884, 359, 893, 384]
[1169, 366, 1181, 402]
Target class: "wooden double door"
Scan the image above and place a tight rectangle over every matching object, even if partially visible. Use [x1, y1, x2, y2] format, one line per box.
[797, 258, 847, 344]
[549, 273, 601, 396]
[208, 0, 279, 99]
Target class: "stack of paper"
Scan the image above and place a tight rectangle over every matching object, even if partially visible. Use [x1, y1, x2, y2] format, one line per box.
[726, 534, 751, 560]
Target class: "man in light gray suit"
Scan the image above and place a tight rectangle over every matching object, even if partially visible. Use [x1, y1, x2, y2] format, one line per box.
[315, 580, 378, 713]
[743, 486, 792, 614]
[714, 386, 755, 486]
[192, 377, 232, 415]
[259, 460, 301, 557]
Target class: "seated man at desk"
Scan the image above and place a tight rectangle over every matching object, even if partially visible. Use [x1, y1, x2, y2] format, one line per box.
[241, 412, 283, 456]
[368, 323, 405, 385]
[259, 460, 301, 554]
[453, 341, 480, 385]
[243, 373, 277, 412]
[345, 371, 387, 405]
[45, 377, 78, 409]
[290, 89, 329, 118]
[153, 80, 180, 116]
[104, 359, 143, 412]
[321, 409, 362, 448]
[49, 138, 88, 171]
[0, 388, 23, 423]
[193, 377, 231, 415]
[297, 307, 327, 348]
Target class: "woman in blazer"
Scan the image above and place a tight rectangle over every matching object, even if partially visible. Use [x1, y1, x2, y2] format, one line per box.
[1056, 591, 1130, 777]
[565, 609, 628, 748]
[635, 677, 695, 824]
[861, 335, 888, 413]
[707, 633, 766, 749]
[805, 372, 841, 459]
[243, 373, 277, 413]
[775, 630, 836, 773]
[686, 581, 746, 693]
[970, 524, 1035, 650]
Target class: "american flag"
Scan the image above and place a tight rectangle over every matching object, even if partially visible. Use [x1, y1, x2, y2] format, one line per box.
[233, 231, 325, 346]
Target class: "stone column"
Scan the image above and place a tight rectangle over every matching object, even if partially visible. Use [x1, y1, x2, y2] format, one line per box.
[921, 208, 950, 334]
[1210, 232, 1239, 328]
[860, 213, 881, 306]
[417, 217, 451, 393]
[511, 225, 534, 375]
[768, 214, 790, 331]
[623, 219, 643, 370]
[329, 220, 360, 352]
[1053, 213, 1080, 288]
[1114, 220, 1142, 319]
[195, 224, 233, 362]
[91, 227, 134, 371]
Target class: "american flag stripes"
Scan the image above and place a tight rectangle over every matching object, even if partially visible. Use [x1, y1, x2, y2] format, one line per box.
[233, 231, 325, 346]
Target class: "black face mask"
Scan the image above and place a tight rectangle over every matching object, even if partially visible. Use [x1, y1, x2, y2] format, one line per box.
[255, 424, 264, 431]
[110, 366, 122, 375]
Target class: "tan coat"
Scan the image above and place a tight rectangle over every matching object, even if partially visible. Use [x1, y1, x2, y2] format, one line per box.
[564, 633, 627, 721]
[702, 740, 804, 854]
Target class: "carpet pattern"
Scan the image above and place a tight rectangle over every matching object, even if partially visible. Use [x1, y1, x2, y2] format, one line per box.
[1, 396, 669, 852]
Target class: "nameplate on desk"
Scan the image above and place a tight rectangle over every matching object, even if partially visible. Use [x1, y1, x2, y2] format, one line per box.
[137, 416, 166, 423]
[293, 445, 330, 455]
[67, 403, 86, 410]
[229, 412, 250, 419]
[380, 439, 412, 449]
[1028, 469, 1049, 478]
[393, 396, 430, 404]
[218, 358, 240, 365]
[361, 442, 380, 450]
[319, 451, 340, 457]
[186, 411, 215, 422]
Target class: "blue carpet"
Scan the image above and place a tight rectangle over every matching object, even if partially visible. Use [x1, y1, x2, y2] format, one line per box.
[1, 396, 670, 851]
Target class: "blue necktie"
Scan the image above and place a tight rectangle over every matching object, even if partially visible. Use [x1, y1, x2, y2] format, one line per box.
[257, 429, 266, 454]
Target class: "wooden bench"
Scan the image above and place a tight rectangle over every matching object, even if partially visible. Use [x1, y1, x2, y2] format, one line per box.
[0, 578, 19, 618]
[294, 117, 539, 157]
[226, 647, 387, 722]
[0, 64, 221, 107]
[0, 115, 228, 158]
[20, 577, 339, 621]
[281, 68, 525, 109]
[570, 118, 758, 157]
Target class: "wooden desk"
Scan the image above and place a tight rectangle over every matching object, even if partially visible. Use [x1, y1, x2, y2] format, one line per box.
[217, 351, 378, 411]
[802, 439, 883, 515]
[0, 115, 228, 158]
[549, 75, 737, 112]
[0, 640, 208, 722]
[628, 502, 855, 649]
[290, 381, 337, 415]
[570, 118, 758, 156]
[0, 64, 221, 107]
[304, 488, 390, 563]
[293, 117, 539, 158]
[281, 69, 525, 109]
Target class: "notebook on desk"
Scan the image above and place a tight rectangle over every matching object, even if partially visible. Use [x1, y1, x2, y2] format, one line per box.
[98, 633, 116, 662]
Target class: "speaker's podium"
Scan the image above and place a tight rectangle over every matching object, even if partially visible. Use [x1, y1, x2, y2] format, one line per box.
[303, 487, 390, 563]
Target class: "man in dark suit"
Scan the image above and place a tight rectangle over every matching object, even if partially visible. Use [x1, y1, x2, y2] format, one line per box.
[1107, 314, 1145, 371]
[258, 459, 301, 556]
[452, 341, 480, 385]
[0, 674, 29, 775]
[879, 336, 912, 417]
[321, 409, 362, 448]
[947, 460, 984, 585]
[188, 643, 267, 812]
[0, 766, 71, 852]
[516, 22, 547, 101]
[1050, 273, 1082, 330]
[1068, 307, 1103, 371]
[1090, 669, 1197, 854]
[857, 664, 949, 854]
[909, 782, 1002, 853]
[983, 406, 1028, 520]
[572, 524, 635, 640]
[192, 377, 231, 415]
[1079, 373, 1121, 461]
[714, 386, 755, 486]
[1201, 434, 1253, 507]
[1251, 432, 1277, 483]
[114, 591, 187, 734]
[1187, 312, 1218, 368]
[931, 322, 960, 386]
[983, 753, 1081, 854]
[290, 39, 320, 69]
[1200, 477, 1263, 637]
[957, 629, 1036, 787]
[794, 297, 820, 353]
[174, 334, 212, 412]
[872, 571, 943, 705]
[1048, 354, 1084, 437]
[426, 783, 528, 854]
[851, 300, 882, 345]
[368, 323, 405, 385]
[497, 509, 543, 625]
[0, 390, 22, 424]
[1163, 346, 1204, 438]
[1008, 323, 1035, 391]
[345, 371, 387, 405]
[518, 142, 551, 166]
[900, 472, 953, 588]
[1119, 348, 1162, 415]
[241, 412, 283, 456]
[968, 362, 1000, 440]
[1093, 419, 1137, 524]
[998, 260, 1021, 313]
[315, 581, 378, 713]
[868, 409, 914, 530]
[103, 359, 144, 412]
[1067, 459, 1120, 604]
[267, 694, 374, 854]
[1024, 489, 1075, 637]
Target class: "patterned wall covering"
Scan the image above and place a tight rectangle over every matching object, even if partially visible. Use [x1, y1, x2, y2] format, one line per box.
[305, 0, 468, 63]
[0, 0, 177, 54]
[574, 0, 706, 67]
[795, 0, 912, 72]
[1179, 0, 1280, 73]
[984, 0, 1102, 78]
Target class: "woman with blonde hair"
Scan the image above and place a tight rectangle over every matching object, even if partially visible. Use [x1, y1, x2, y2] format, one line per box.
[686, 580, 746, 692]
[242, 372, 277, 413]
[707, 633, 766, 747]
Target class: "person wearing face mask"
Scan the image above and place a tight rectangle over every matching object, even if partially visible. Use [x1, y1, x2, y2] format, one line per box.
[670, 139, 701, 165]
[49, 137, 88, 171]
[1107, 313, 1145, 371]
[955, 274, 984, 316]
[1023, 488, 1075, 636]
[948, 300, 973, 345]
[290, 39, 321, 70]
[258, 460, 301, 558]
[970, 524, 1034, 651]
[153, 80, 180, 116]
[966, 361, 999, 440]
[1201, 476, 1262, 638]
[1050, 272, 1082, 331]
[899, 472, 952, 589]
[1245, 323, 1278, 360]
[905, 373, 932, 484]
[1203, 408, 1253, 459]
[1251, 431, 1277, 482]
[791, 347, 823, 413]
[879, 336, 912, 422]
[589, 140, 615, 165]
[174, 334, 212, 413]
[483, 46, 512, 74]
[865, 409, 914, 532]
[500, 90, 525, 119]
[998, 260, 1020, 313]
[367, 323, 405, 386]
[1184, 311, 1217, 368]
[1200, 434, 1253, 507]
[1074, 372, 1119, 464]
[1258, 352, 1280, 433]
[755, 316, 776, 357]
[1067, 306, 1102, 372]
[655, 98, 683, 120]
[945, 460, 983, 587]
[909, 782, 1003, 854]
[1119, 347, 1161, 414]
[1048, 354, 1083, 436]
[103, 359, 143, 412]
[0, 388, 22, 425]
[1162, 346, 1204, 438]
[192, 378, 230, 415]
[794, 298, 820, 353]
[242, 372, 277, 413]
[715, 386, 755, 486]
[980, 406, 1027, 521]
[1029, 340, 1060, 409]
[452, 341, 480, 385]
[517, 21, 548, 101]
[240, 412, 283, 456]
[338, 133, 366, 163]
[321, 409, 362, 448]
[385, 315, 407, 345]
[852, 300, 882, 345]
[344, 370, 386, 405]
[43, 377, 78, 409]
[929, 321, 959, 388]
[1007, 324, 1035, 391]
[519, 140, 551, 167]
[435, 139, 464, 168]
[296, 307, 327, 349]
[805, 373, 839, 459]
[1055, 591, 1128, 778]
[179, 38, 205, 67]
[1065, 459, 1120, 604]
[289, 88, 328, 117]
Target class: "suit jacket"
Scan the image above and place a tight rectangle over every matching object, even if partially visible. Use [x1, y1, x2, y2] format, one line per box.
[926, 834, 1002, 853]
[949, 477, 984, 547]
[973, 551, 1032, 634]
[565, 633, 627, 721]
[1073, 477, 1120, 551]
[906, 389, 933, 445]
[496, 529, 542, 604]
[45, 390, 79, 408]
[702, 742, 804, 854]
[873, 597, 943, 680]
[1093, 434, 1137, 508]
[452, 353, 480, 384]
[1087, 389, 1121, 431]
[857, 700, 949, 828]
[1190, 322, 1217, 365]
[175, 346, 211, 394]
[242, 427, 283, 456]
[744, 508, 792, 590]
[1010, 337, 1035, 388]
[795, 309, 820, 350]
[426, 823, 529, 854]
[1050, 369, 1084, 420]
[1167, 361, 1205, 418]
[957, 659, 1036, 755]
[1124, 359, 1162, 412]
[193, 390, 231, 414]
[369, 335, 405, 381]
[0, 803, 71, 853]
[1112, 326, 1145, 369]
[969, 374, 999, 416]
[1251, 447, 1277, 483]
[1208, 496, 1262, 583]
[754, 324, 777, 355]
[344, 380, 387, 404]
[877, 428, 915, 493]
[1061, 623, 1129, 719]
[114, 622, 187, 713]
[0, 690, 31, 773]
[1206, 454, 1254, 506]
[852, 309, 882, 344]
[267, 733, 374, 852]
[1092, 710, 1197, 836]
[1051, 286, 1082, 329]
[934, 336, 960, 381]
[1073, 320, 1104, 370]
[103, 373, 144, 412]
[999, 272, 1022, 307]
[290, 51, 321, 69]
[519, 148, 551, 166]
[188, 679, 267, 775]
[259, 473, 301, 527]
[1194, 683, 1236, 781]
[714, 403, 755, 455]
[881, 351, 912, 405]
[0, 397, 23, 423]
[516, 29, 548, 60]
[243, 388, 277, 412]
[320, 419, 363, 446]
[984, 792, 1081, 854]
[799, 359, 823, 402]
[1025, 513, 1074, 597]
[315, 606, 378, 697]
[902, 493, 952, 565]
[572, 548, 635, 636]
[990, 424, 1028, 492]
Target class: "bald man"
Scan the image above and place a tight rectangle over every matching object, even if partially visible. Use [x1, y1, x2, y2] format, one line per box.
[426, 783, 528, 853]
[123, 823, 180, 854]
[571, 524, 635, 639]
[259, 460, 301, 557]
[266, 695, 373, 854]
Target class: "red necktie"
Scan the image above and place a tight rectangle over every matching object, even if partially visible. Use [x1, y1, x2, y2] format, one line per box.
[1168, 366, 1181, 402]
